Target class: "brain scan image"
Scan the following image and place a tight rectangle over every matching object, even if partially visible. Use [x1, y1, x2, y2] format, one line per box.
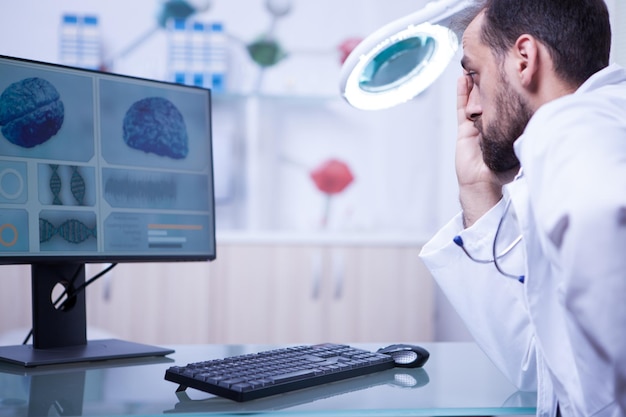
[122, 96, 188, 159]
[0, 77, 65, 148]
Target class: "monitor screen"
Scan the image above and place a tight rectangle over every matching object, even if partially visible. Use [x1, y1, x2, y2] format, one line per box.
[0, 55, 216, 366]
[0, 55, 216, 263]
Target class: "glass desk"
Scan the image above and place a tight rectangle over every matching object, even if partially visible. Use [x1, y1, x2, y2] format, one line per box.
[0, 342, 537, 416]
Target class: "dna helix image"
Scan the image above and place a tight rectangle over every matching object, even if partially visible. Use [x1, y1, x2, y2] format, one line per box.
[39, 217, 96, 244]
[49, 164, 87, 206]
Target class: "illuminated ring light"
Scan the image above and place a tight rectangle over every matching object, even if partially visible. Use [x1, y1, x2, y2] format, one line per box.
[342, 23, 457, 110]
[0, 223, 18, 247]
[0, 168, 24, 200]
[340, 0, 473, 110]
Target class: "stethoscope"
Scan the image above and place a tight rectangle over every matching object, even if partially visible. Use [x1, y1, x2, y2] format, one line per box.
[452, 170, 526, 283]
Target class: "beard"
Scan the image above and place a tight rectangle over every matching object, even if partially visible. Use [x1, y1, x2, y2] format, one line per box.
[475, 75, 533, 173]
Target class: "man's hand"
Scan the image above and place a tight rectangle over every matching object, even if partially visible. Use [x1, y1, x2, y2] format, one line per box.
[455, 75, 507, 228]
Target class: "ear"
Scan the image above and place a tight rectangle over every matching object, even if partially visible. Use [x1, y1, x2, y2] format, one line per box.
[513, 34, 540, 90]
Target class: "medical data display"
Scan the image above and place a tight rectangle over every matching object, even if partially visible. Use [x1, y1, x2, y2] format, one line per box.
[0, 55, 216, 261]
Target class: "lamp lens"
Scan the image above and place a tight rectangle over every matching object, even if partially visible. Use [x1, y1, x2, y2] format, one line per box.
[359, 36, 436, 92]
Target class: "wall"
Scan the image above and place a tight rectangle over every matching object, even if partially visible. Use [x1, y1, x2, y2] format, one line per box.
[0, 0, 462, 342]
[2, 0, 622, 344]
[609, 0, 626, 66]
[1, 0, 453, 238]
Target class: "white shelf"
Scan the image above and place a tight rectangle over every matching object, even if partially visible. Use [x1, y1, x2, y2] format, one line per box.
[216, 230, 430, 246]
[213, 92, 340, 102]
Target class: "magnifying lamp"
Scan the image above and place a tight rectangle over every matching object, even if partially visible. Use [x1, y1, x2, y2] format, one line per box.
[340, 0, 474, 110]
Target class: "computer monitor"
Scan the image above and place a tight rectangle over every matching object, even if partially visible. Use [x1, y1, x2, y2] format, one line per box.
[0, 55, 216, 366]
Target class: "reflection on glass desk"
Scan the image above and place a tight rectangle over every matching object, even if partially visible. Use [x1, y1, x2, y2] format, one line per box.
[0, 343, 537, 416]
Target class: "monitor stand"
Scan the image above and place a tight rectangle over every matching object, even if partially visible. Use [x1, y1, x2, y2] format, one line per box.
[0, 263, 174, 367]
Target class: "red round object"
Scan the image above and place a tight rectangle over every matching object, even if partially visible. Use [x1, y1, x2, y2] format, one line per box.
[310, 159, 354, 195]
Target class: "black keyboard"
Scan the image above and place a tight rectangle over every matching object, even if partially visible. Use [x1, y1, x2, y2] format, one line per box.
[164, 343, 396, 402]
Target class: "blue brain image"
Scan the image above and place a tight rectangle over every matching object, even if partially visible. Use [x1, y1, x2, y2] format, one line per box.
[0, 77, 65, 148]
[122, 96, 188, 159]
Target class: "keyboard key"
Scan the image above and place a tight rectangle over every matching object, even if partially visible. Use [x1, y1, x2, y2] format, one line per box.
[268, 369, 316, 384]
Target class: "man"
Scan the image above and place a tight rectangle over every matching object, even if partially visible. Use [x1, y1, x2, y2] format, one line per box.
[419, 0, 626, 416]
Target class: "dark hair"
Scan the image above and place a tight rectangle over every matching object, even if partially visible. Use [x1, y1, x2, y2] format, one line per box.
[450, 0, 487, 40]
[479, 0, 611, 87]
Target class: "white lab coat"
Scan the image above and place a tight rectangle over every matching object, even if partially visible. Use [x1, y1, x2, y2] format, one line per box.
[420, 64, 626, 417]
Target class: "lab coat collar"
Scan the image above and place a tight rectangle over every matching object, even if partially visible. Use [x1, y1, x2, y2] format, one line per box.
[574, 63, 626, 95]
[513, 63, 626, 158]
